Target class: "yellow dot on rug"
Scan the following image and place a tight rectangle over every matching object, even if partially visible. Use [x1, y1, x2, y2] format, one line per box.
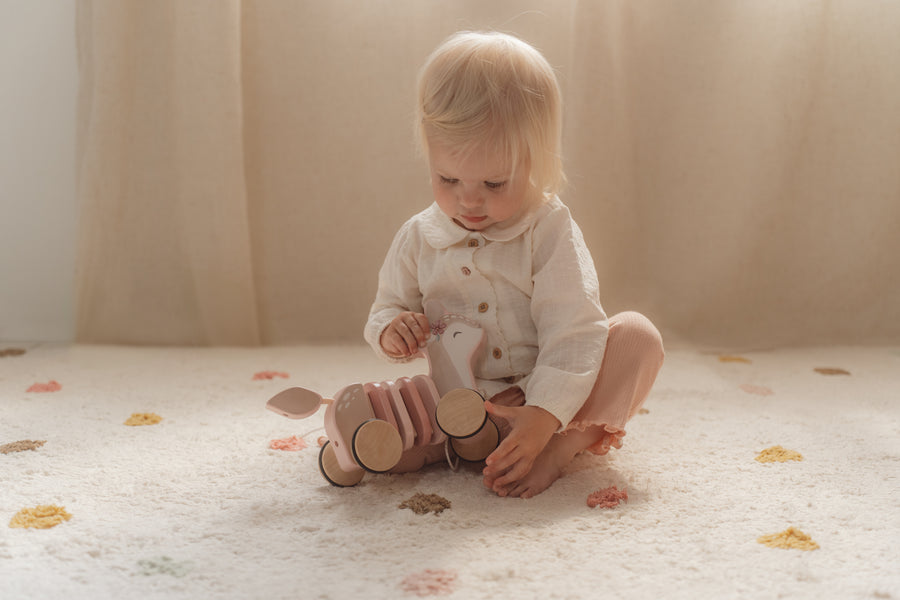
[125, 413, 163, 426]
[755, 445, 803, 463]
[757, 527, 819, 550]
[9, 505, 72, 529]
[719, 355, 752, 364]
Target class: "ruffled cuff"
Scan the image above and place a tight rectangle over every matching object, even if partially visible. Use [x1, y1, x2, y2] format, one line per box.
[564, 422, 626, 456]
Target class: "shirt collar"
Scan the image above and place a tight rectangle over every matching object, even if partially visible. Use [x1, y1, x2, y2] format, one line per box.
[420, 195, 549, 249]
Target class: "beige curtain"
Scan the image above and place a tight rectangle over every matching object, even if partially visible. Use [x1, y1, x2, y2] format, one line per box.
[76, 0, 900, 347]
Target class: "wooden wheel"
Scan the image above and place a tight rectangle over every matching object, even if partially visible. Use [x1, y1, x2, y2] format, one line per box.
[451, 419, 500, 462]
[351, 419, 403, 474]
[435, 388, 486, 439]
[319, 441, 365, 487]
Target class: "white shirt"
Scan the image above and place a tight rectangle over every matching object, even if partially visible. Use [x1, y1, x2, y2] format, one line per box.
[364, 196, 609, 430]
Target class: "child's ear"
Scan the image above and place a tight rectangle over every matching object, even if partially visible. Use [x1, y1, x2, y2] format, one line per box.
[423, 300, 446, 323]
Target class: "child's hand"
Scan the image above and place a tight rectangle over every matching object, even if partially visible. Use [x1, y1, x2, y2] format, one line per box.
[380, 312, 430, 358]
[482, 402, 560, 495]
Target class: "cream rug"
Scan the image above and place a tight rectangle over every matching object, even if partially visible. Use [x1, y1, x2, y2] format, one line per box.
[1, 343, 898, 599]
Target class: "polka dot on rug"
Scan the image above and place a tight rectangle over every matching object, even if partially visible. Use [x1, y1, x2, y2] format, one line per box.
[0, 440, 46, 454]
[400, 569, 458, 597]
[269, 435, 307, 451]
[0, 347, 26, 357]
[26, 380, 61, 393]
[138, 556, 194, 578]
[739, 383, 773, 396]
[124, 413, 163, 426]
[399, 493, 452, 516]
[814, 367, 850, 376]
[755, 445, 803, 463]
[9, 505, 72, 529]
[587, 486, 628, 509]
[718, 355, 752, 364]
[253, 371, 289, 380]
[757, 527, 819, 551]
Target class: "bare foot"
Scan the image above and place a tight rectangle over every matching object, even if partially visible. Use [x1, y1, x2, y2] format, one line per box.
[483, 427, 600, 498]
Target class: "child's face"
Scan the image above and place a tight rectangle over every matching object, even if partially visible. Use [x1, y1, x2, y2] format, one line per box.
[428, 140, 531, 231]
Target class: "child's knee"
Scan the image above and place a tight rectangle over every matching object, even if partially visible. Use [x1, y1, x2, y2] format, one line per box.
[610, 311, 665, 366]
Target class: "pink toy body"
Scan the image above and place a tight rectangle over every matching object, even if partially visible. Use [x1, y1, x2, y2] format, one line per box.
[266, 302, 494, 486]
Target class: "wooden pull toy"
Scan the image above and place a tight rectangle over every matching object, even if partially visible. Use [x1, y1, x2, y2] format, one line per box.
[266, 301, 500, 487]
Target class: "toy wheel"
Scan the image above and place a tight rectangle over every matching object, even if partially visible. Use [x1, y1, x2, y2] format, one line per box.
[435, 388, 486, 439]
[319, 441, 365, 487]
[451, 419, 500, 462]
[352, 419, 403, 474]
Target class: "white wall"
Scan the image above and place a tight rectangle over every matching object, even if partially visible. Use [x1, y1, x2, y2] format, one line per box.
[0, 1, 77, 342]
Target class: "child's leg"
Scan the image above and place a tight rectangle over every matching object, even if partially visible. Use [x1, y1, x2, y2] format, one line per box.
[488, 311, 664, 498]
[564, 311, 665, 454]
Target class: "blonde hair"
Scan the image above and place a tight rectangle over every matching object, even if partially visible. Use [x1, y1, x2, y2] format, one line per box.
[416, 31, 565, 196]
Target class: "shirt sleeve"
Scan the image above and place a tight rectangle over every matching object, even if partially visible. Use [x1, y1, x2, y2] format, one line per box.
[364, 220, 425, 363]
[523, 204, 609, 430]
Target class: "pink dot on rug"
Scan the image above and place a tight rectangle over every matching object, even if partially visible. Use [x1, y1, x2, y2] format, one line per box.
[739, 383, 773, 396]
[26, 381, 61, 393]
[269, 436, 307, 451]
[253, 371, 289, 380]
[587, 485, 628, 509]
[400, 569, 458, 597]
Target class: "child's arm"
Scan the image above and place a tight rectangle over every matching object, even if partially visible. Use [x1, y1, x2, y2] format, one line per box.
[364, 219, 426, 362]
[521, 201, 609, 431]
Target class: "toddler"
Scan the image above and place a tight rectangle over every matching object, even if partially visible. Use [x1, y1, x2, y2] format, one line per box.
[365, 31, 664, 499]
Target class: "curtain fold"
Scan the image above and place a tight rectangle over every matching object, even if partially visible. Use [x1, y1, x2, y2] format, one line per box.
[76, 1, 900, 347]
[76, 0, 260, 345]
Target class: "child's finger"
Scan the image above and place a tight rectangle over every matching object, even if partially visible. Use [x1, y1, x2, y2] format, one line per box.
[483, 400, 516, 422]
[394, 323, 420, 355]
[398, 313, 429, 348]
[492, 460, 530, 491]
[484, 438, 522, 473]
[412, 313, 431, 345]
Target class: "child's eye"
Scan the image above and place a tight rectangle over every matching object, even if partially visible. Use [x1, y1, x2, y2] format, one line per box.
[439, 176, 458, 185]
[485, 180, 507, 190]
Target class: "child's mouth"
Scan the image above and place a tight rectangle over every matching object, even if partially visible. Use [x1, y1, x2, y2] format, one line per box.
[461, 215, 487, 224]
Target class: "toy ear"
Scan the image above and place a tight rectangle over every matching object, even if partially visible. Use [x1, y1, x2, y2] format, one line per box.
[423, 300, 446, 324]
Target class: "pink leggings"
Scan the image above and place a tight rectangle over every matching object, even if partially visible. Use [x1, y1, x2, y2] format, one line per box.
[490, 311, 665, 455]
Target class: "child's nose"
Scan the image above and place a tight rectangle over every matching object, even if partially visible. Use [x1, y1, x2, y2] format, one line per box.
[459, 185, 482, 207]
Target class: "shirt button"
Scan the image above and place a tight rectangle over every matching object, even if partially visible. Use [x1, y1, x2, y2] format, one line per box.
[461, 267, 471, 276]
[478, 302, 489, 313]
[467, 239, 479, 248]
[492, 347, 503, 359]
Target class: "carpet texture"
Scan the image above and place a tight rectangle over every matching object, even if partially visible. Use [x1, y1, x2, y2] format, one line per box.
[1, 344, 898, 599]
